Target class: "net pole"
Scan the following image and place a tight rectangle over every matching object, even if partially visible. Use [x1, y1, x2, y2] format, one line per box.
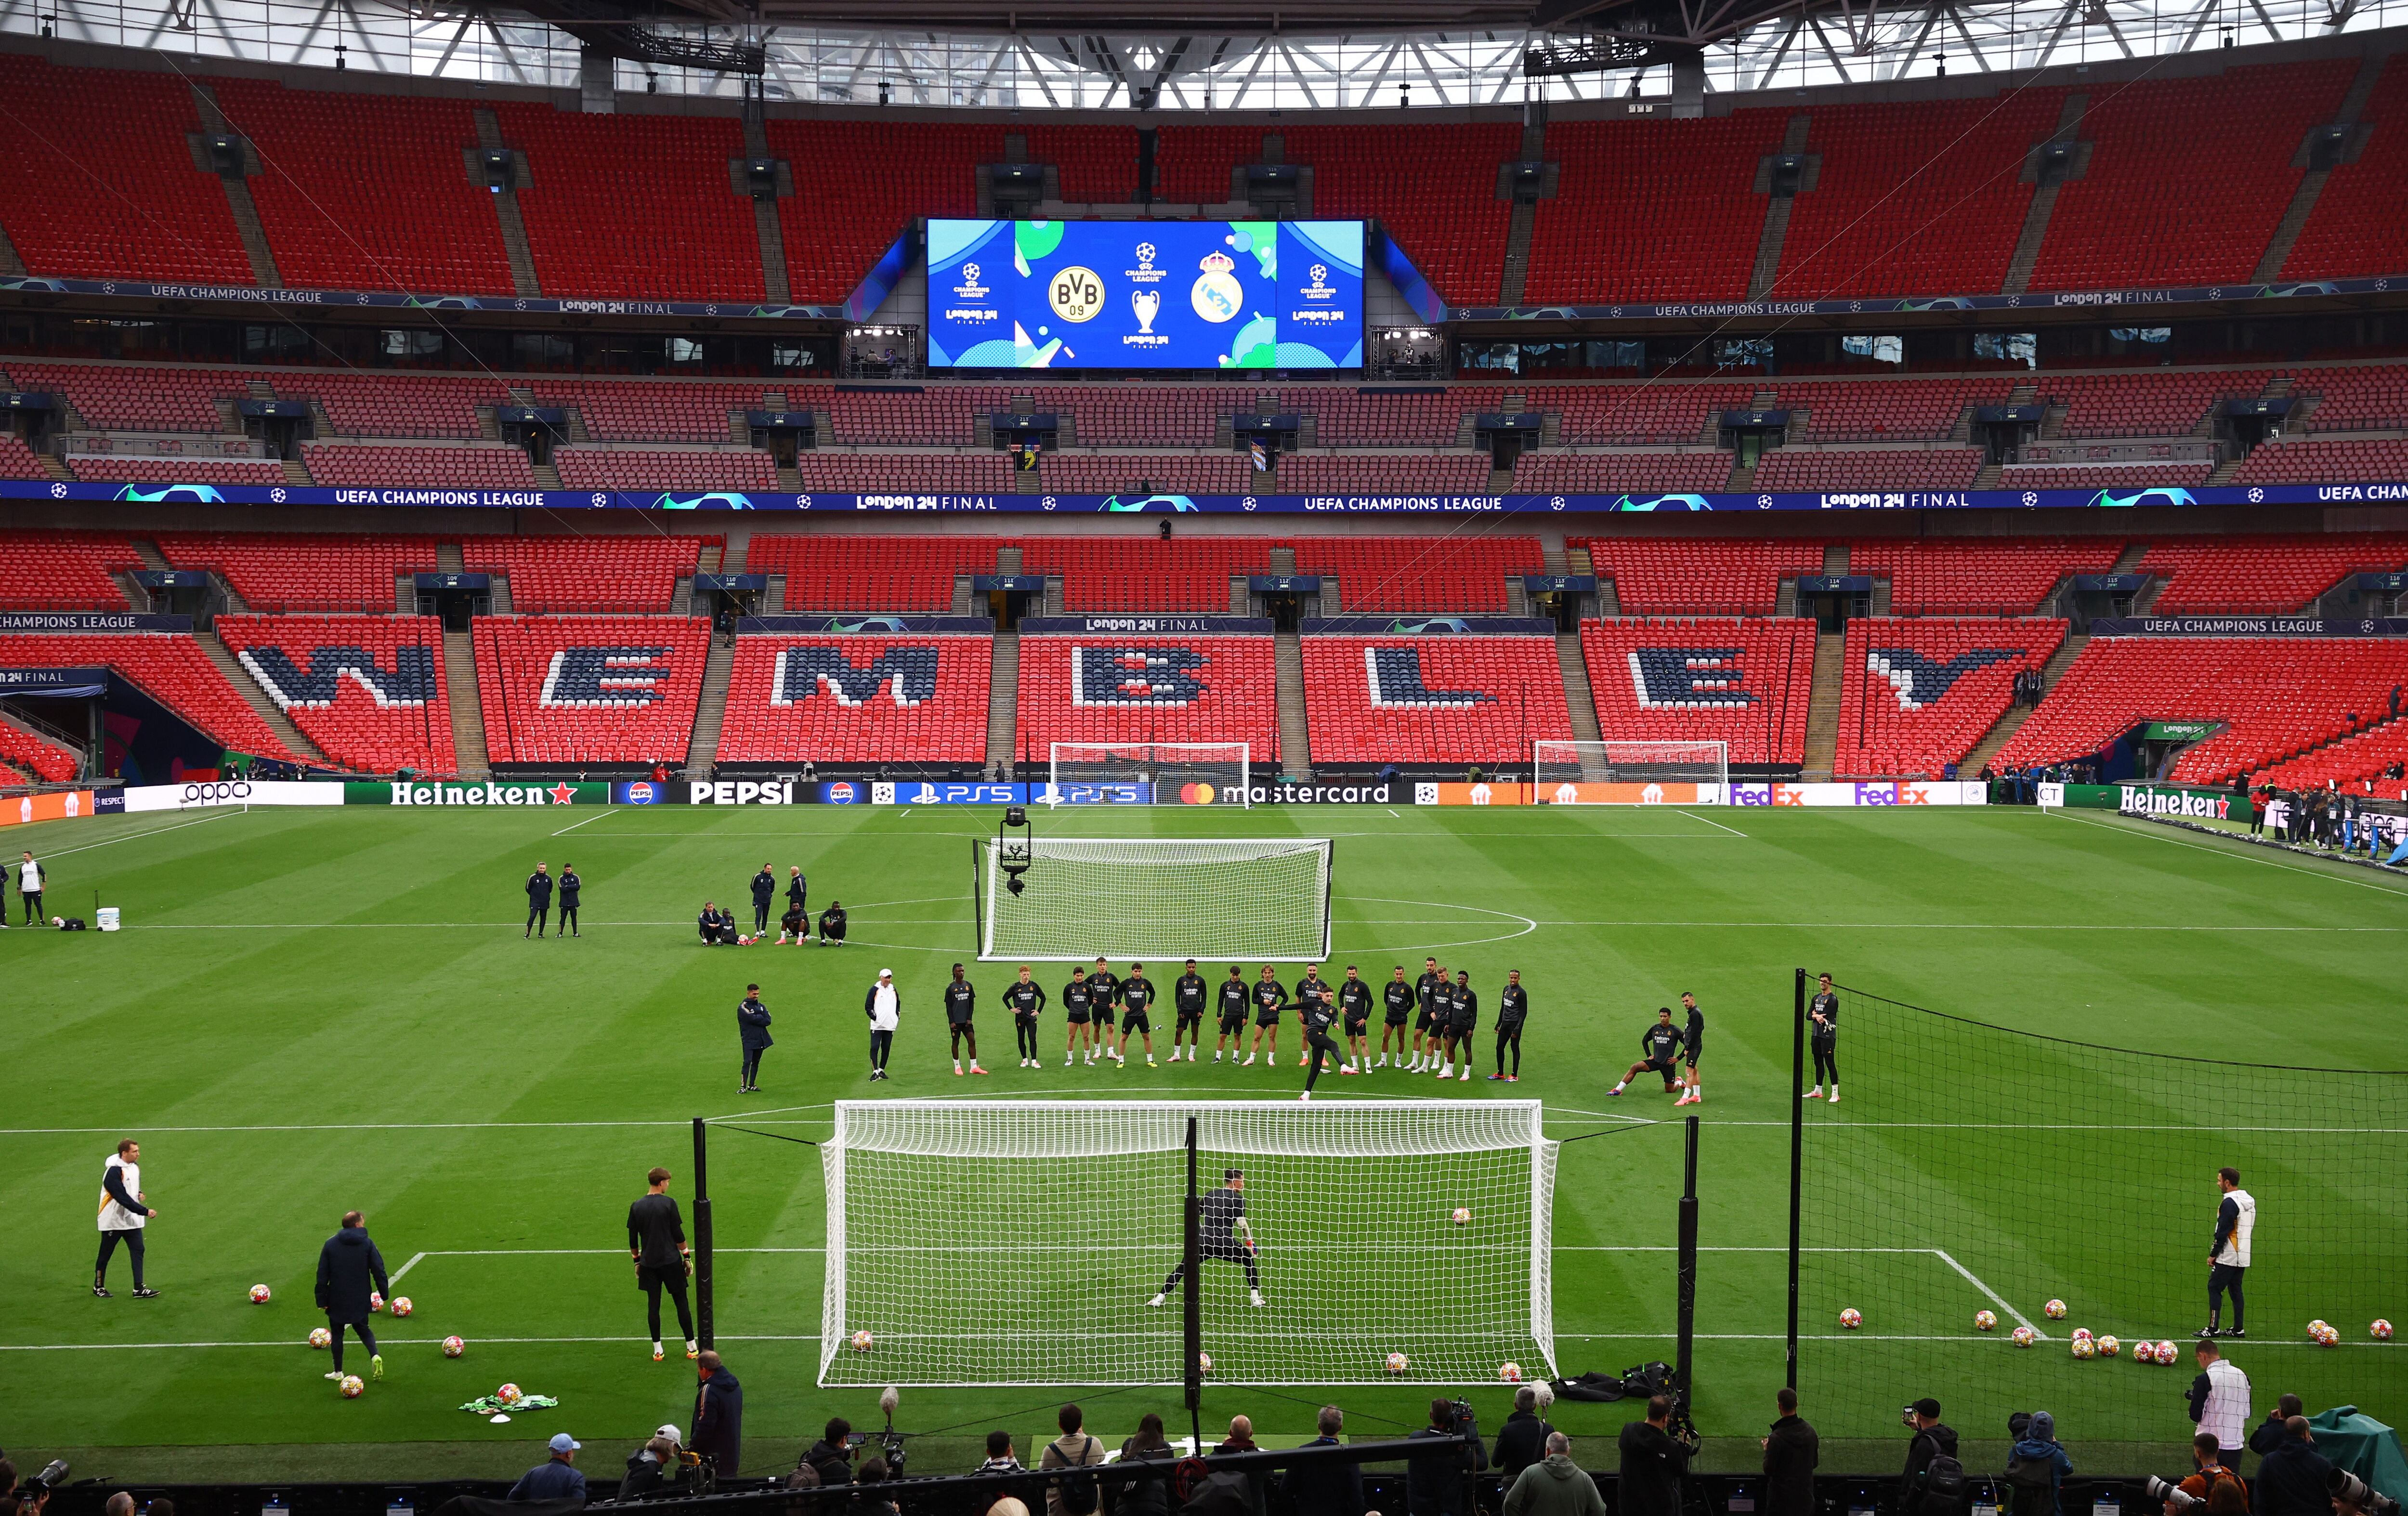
[693, 1115, 715, 1351]
[1184, 1115, 1202, 1446]
[1675, 1112, 1699, 1410]
[1784, 967, 1804, 1390]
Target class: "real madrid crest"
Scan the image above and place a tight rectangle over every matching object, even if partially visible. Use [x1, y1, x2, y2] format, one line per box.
[1191, 251, 1243, 324]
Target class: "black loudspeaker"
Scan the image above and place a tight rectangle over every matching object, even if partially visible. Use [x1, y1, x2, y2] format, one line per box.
[206, 134, 244, 175]
[480, 148, 512, 193]
[2307, 123, 2350, 172]
[746, 158, 778, 199]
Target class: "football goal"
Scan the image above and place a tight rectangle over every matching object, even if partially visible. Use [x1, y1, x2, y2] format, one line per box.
[819, 1099, 1557, 1387]
[1532, 740, 1728, 803]
[976, 836, 1331, 961]
[1048, 742, 1251, 806]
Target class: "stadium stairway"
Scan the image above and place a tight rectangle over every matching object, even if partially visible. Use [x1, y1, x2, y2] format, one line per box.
[1274, 628, 1314, 780]
[1556, 632, 1607, 756]
[985, 629, 1020, 774]
[197, 627, 326, 764]
[472, 109, 543, 297]
[189, 82, 284, 287]
[1802, 630, 1846, 777]
[2253, 53, 2388, 281]
[1961, 630, 2089, 775]
[687, 634, 735, 775]
[443, 628, 491, 777]
[2003, 93, 2090, 295]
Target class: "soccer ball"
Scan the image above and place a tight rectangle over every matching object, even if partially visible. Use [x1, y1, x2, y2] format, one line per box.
[2374, 1320, 2394, 1341]
[1499, 1362, 1525, 1383]
[249, 1284, 271, 1305]
[2011, 1326, 2037, 1348]
[1450, 1207, 1472, 1226]
[2070, 1337, 2095, 1359]
[370, 1293, 384, 1313]
[497, 1383, 523, 1406]
[850, 1329, 875, 1353]
[390, 1296, 413, 1318]
[2098, 1335, 2121, 1358]
[1197, 1352, 1214, 1374]
[2043, 1300, 2068, 1320]
[339, 1374, 364, 1398]
[2310, 1319, 2331, 1336]
[442, 1336, 466, 1358]
[2315, 1324, 2341, 1347]
[308, 1327, 332, 1349]
[1838, 1308, 1862, 1330]
[1385, 1352, 1409, 1374]
[1974, 1310, 1997, 1332]
[2157, 1340, 2182, 1364]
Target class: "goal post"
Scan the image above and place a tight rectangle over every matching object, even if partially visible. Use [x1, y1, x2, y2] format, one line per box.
[1533, 740, 1729, 804]
[1048, 742, 1251, 806]
[819, 1099, 1557, 1387]
[977, 836, 1331, 961]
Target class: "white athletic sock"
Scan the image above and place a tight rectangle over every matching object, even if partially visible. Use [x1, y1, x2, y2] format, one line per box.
[1610, 1082, 1625, 1094]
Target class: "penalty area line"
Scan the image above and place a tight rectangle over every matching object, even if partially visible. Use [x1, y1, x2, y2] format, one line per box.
[550, 807, 620, 836]
[1933, 1247, 2041, 1337]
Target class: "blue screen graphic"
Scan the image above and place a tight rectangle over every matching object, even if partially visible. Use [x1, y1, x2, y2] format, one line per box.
[927, 220, 1364, 370]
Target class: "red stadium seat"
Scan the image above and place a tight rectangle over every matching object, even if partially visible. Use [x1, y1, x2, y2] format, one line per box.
[1580, 618, 1818, 766]
[156, 533, 441, 613]
[0, 532, 142, 610]
[0, 631, 305, 760]
[1573, 537, 1824, 617]
[1015, 634, 1278, 765]
[747, 534, 1005, 613]
[1833, 617, 2067, 777]
[1301, 636, 1574, 765]
[472, 615, 710, 766]
[1286, 536, 1543, 614]
[458, 535, 709, 614]
[215, 614, 457, 774]
[716, 635, 993, 765]
[1018, 537, 1276, 613]
[1846, 537, 2125, 616]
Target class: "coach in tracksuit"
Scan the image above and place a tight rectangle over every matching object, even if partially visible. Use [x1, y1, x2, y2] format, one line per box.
[737, 985, 773, 1092]
[94, 1138, 157, 1298]
[315, 1209, 391, 1383]
[525, 862, 554, 939]
[865, 969, 901, 1081]
[749, 865, 776, 936]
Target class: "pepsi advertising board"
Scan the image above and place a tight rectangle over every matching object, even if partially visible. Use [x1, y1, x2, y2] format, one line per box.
[927, 219, 1364, 370]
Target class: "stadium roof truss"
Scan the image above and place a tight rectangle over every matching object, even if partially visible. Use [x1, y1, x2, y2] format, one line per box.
[3, 0, 2400, 105]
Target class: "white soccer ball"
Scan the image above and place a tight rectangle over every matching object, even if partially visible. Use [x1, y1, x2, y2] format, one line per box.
[497, 1383, 523, 1405]
[2011, 1326, 2037, 1348]
[443, 1335, 466, 1358]
[1499, 1362, 1524, 1383]
[1385, 1352, 1409, 1374]
[2098, 1335, 2121, 1358]
[1974, 1310, 1997, 1332]
[2071, 1327, 2093, 1342]
[2374, 1320, 2394, 1341]
[1838, 1308, 1862, 1330]
[390, 1296, 413, 1318]
[339, 1374, 365, 1398]
[1197, 1351, 1214, 1373]
[2310, 1319, 2331, 1335]
[2316, 1324, 2341, 1347]
[850, 1329, 875, 1353]
[370, 1293, 384, 1313]
[2157, 1340, 2181, 1364]
[2070, 1336, 2095, 1359]
[308, 1327, 332, 1349]
[2043, 1299, 2068, 1320]
[249, 1284, 272, 1305]
[1450, 1207, 1472, 1226]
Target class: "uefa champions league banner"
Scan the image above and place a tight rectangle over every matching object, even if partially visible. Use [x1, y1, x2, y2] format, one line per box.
[10, 479, 2408, 514]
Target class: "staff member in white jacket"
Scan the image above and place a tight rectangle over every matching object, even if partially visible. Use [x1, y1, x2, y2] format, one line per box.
[95, 1139, 158, 1298]
[2187, 1339, 2251, 1463]
[19, 849, 46, 927]
[864, 969, 901, 1082]
[2200, 1166, 2255, 1339]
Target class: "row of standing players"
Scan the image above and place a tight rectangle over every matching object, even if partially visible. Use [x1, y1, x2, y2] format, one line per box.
[522, 864, 852, 947]
[733, 957, 1536, 1101]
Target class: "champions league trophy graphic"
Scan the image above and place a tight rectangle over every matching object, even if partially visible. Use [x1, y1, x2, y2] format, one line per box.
[1132, 288, 1162, 334]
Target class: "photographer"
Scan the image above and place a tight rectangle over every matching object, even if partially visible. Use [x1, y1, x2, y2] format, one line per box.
[1408, 1399, 1488, 1516]
[2162, 1432, 2248, 1516]
[1902, 1398, 1962, 1512]
[2257, 1420, 2333, 1516]
[1616, 1396, 1690, 1516]
[803, 1418, 855, 1488]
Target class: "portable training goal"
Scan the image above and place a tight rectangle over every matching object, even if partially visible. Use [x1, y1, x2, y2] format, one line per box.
[1532, 740, 1728, 803]
[1049, 741, 1251, 806]
[975, 836, 1332, 962]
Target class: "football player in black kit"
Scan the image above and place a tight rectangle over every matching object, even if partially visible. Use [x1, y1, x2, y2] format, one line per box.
[1806, 972, 1839, 1102]
[1147, 1169, 1265, 1308]
[945, 963, 986, 1076]
[1171, 959, 1208, 1063]
[1117, 963, 1158, 1067]
[1246, 964, 1287, 1066]
[1411, 957, 1446, 1072]
[1290, 964, 1332, 1068]
[1674, 991, 1704, 1106]
[1380, 965, 1415, 1069]
[1488, 968, 1530, 1082]
[1337, 965, 1374, 1074]
[1003, 966, 1047, 1069]
[1298, 972, 1346, 1100]
[1436, 969, 1477, 1082]
[628, 1166, 698, 1362]
[1609, 1007, 1686, 1097]
[1214, 966, 1251, 1061]
[1088, 957, 1123, 1065]
[1062, 966, 1096, 1066]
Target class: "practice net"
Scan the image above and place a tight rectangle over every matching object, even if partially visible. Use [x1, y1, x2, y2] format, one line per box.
[1050, 742, 1251, 806]
[1532, 741, 1727, 804]
[977, 837, 1331, 961]
[820, 1099, 1557, 1386]
[1792, 975, 2408, 1450]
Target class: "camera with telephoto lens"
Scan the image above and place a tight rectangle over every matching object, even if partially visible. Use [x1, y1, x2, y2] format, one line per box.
[22, 1463, 72, 1494]
[2143, 1477, 2201, 1510]
[880, 1431, 908, 1476]
[2331, 1468, 2401, 1516]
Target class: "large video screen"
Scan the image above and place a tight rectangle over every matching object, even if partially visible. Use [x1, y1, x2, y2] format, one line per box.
[927, 219, 1363, 371]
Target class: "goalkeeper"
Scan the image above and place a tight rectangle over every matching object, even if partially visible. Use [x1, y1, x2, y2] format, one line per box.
[1147, 1169, 1265, 1308]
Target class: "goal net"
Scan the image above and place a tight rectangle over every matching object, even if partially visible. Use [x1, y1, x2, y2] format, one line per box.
[820, 1099, 1557, 1387]
[1049, 742, 1250, 806]
[978, 837, 1331, 961]
[1532, 740, 1728, 803]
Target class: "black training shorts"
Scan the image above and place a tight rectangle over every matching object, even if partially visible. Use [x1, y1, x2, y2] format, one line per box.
[1122, 1010, 1152, 1034]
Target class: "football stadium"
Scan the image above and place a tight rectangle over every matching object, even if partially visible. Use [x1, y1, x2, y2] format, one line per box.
[2, 0, 2408, 1505]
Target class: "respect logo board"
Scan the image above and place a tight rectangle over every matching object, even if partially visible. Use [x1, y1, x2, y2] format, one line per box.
[927, 220, 1364, 371]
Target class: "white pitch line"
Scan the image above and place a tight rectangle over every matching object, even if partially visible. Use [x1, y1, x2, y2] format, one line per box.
[1933, 1247, 2042, 1337]
[389, 1250, 428, 1284]
[1682, 810, 1748, 838]
[549, 807, 621, 836]
[28, 808, 248, 859]
[2056, 810, 2408, 898]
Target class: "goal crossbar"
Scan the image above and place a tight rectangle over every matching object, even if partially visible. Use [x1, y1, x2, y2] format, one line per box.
[977, 836, 1332, 961]
[1049, 741, 1251, 806]
[1533, 739, 1728, 804]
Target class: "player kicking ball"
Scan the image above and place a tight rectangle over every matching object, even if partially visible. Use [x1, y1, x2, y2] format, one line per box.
[1608, 1007, 1687, 1098]
[1147, 1168, 1266, 1308]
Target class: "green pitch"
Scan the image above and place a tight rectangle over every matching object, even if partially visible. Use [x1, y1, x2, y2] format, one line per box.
[1, 801, 2402, 1479]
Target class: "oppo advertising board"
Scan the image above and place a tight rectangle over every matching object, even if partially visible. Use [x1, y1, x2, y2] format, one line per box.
[927, 220, 1364, 370]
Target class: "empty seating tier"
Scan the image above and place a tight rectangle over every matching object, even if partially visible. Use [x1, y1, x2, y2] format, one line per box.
[2289, 367, 2408, 432]
[2233, 439, 2408, 485]
[0, 632, 304, 760]
[1274, 454, 1495, 495]
[155, 533, 440, 614]
[2281, 53, 2408, 279]
[0, 436, 45, 480]
[553, 448, 780, 491]
[790, 454, 1014, 494]
[1015, 634, 1278, 767]
[458, 535, 708, 614]
[1040, 454, 1250, 497]
[1574, 537, 1825, 617]
[1752, 448, 1983, 491]
[827, 389, 1008, 446]
[1280, 389, 1466, 448]
[2042, 371, 2259, 439]
[746, 535, 1003, 613]
[1514, 453, 1733, 496]
[0, 719, 80, 783]
[2251, 716, 2408, 797]
[1019, 536, 1276, 613]
[1301, 635, 1574, 766]
[472, 615, 710, 767]
[1057, 385, 1253, 448]
[0, 532, 140, 610]
[1527, 114, 1787, 305]
[1995, 635, 2408, 784]
[534, 381, 811, 444]
[1580, 617, 1818, 767]
[293, 373, 498, 439]
[2136, 534, 2408, 615]
[71, 458, 289, 486]
[492, 107, 762, 302]
[1780, 379, 2010, 443]
[301, 443, 540, 489]
[1281, 123, 1517, 304]
[716, 635, 993, 766]
[1833, 617, 2067, 778]
[1846, 537, 2125, 616]
[216, 614, 457, 774]
[1288, 536, 1544, 614]
[11, 363, 236, 433]
[1994, 464, 2214, 492]
[1553, 385, 1754, 447]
